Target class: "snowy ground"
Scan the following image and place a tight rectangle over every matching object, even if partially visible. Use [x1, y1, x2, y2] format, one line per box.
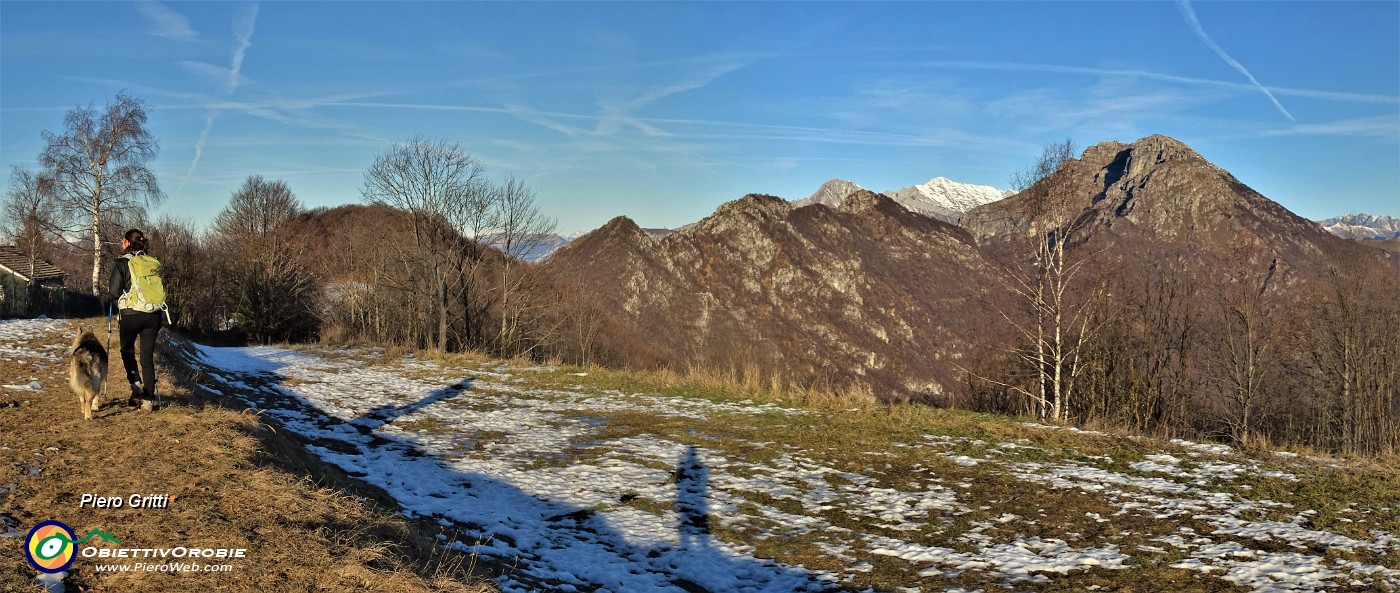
[7, 318, 1394, 593]
[0, 317, 66, 392]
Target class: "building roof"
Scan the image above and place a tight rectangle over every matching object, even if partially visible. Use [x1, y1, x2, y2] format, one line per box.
[0, 244, 66, 283]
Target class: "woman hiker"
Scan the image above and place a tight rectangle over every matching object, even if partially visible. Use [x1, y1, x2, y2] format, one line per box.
[108, 228, 168, 407]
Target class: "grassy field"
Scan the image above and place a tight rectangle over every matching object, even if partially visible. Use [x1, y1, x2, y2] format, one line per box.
[7, 317, 1397, 592]
[180, 342, 1400, 592]
[513, 361, 1400, 592]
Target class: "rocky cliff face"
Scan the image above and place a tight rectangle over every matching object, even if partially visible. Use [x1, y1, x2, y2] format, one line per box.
[792, 179, 868, 210]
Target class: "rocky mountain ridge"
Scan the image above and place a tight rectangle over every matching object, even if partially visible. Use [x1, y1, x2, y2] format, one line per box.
[961, 134, 1377, 283]
[547, 190, 997, 398]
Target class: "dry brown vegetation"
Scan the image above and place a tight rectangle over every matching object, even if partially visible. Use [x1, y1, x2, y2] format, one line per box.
[0, 318, 495, 592]
[7, 131, 1397, 465]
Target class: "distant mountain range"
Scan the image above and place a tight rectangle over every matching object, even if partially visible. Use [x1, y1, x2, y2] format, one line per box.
[1318, 213, 1400, 240]
[533, 177, 1010, 261]
[543, 134, 1397, 401]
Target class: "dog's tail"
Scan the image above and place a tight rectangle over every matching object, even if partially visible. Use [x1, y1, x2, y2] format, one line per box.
[87, 357, 104, 390]
[74, 350, 105, 391]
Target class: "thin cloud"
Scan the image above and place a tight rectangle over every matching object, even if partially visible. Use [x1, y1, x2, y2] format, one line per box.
[894, 60, 1399, 105]
[330, 100, 1028, 153]
[503, 104, 587, 137]
[178, 61, 251, 89]
[1259, 115, 1400, 139]
[136, 2, 197, 42]
[1178, 0, 1294, 121]
[594, 56, 750, 137]
[423, 51, 771, 138]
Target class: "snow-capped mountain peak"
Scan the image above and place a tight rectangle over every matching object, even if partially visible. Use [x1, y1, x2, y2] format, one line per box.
[790, 177, 1012, 225]
[882, 177, 1013, 224]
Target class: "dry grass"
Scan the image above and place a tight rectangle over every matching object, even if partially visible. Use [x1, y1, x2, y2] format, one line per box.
[25, 326, 1390, 592]
[0, 318, 495, 593]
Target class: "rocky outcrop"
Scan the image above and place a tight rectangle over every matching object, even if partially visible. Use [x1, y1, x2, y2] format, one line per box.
[792, 179, 867, 210]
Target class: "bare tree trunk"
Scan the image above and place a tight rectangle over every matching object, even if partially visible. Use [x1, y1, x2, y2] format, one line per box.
[437, 278, 449, 353]
[90, 207, 102, 295]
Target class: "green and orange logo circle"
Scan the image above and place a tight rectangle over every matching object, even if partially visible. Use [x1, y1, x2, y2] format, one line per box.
[25, 520, 77, 573]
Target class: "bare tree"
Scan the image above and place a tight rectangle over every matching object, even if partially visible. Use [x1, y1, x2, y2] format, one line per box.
[1207, 249, 1281, 446]
[211, 175, 302, 239]
[491, 176, 557, 356]
[3, 167, 61, 282]
[361, 137, 490, 353]
[1305, 256, 1400, 455]
[1010, 138, 1076, 193]
[209, 175, 319, 343]
[40, 93, 164, 294]
[1126, 253, 1198, 435]
[979, 139, 1107, 422]
[146, 216, 208, 331]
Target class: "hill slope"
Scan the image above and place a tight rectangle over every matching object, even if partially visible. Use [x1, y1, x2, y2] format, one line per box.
[547, 191, 999, 400]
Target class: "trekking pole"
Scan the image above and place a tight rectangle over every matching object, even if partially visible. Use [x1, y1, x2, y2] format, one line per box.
[156, 304, 168, 410]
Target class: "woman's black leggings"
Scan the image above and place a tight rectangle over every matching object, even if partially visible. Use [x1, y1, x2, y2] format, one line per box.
[119, 311, 163, 398]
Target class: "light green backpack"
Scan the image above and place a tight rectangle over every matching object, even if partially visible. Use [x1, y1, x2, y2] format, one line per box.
[121, 254, 168, 317]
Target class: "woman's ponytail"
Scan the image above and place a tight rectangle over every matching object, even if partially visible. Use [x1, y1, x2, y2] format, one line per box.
[124, 228, 149, 254]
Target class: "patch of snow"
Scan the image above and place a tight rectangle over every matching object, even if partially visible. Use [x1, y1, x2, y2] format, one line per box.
[34, 571, 66, 593]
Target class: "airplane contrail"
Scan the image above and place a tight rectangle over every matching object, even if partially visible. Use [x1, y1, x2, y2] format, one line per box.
[178, 115, 218, 194]
[185, 3, 259, 190]
[229, 3, 259, 94]
[1179, 0, 1294, 121]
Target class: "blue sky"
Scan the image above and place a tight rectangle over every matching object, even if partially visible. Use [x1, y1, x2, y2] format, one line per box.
[2, 1, 1396, 234]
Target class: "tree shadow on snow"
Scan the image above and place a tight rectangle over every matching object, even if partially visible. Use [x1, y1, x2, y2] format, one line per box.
[171, 342, 847, 593]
